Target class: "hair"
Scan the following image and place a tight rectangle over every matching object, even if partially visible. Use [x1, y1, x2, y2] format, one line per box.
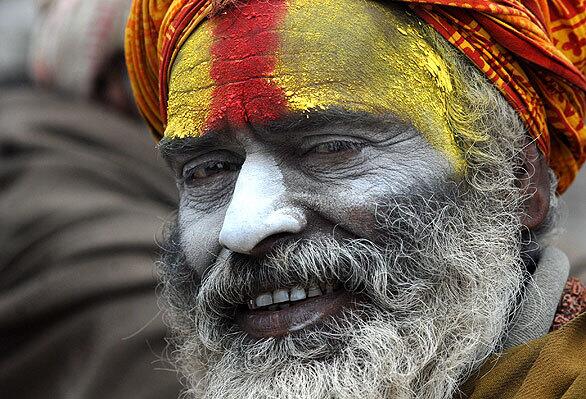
[416, 12, 560, 242]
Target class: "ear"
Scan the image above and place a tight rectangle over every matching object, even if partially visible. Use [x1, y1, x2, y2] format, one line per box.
[517, 141, 551, 230]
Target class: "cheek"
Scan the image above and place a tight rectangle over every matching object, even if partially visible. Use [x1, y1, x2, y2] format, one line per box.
[290, 142, 454, 240]
[178, 203, 226, 276]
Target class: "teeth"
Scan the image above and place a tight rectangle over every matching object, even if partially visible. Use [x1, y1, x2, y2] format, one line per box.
[255, 292, 273, 308]
[289, 287, 307, 302]
[307, 285, 322, 298]
[272, 289, 289, 304]
[250, 284, 334, 310]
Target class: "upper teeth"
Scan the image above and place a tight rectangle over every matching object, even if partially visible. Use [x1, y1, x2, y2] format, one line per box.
[307, 285, 322, 298]
[249, 284, 333, 310]
[290, 287, 306, 301]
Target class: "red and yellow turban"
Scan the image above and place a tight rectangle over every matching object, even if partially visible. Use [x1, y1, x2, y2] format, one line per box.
[125, 0, 586, 192]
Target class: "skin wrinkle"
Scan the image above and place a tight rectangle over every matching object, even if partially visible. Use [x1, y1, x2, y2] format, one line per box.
[172, 120, 452, 278]
[181, 181, 233, 211]
[162, 97, 455, 273]
[178, 208, 227, 281]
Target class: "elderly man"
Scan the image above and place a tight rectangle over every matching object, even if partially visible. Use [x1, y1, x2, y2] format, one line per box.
[125, 0, 586, 398]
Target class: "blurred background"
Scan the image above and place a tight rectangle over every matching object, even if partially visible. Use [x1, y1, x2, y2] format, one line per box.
[0, 0, 584, 398]
[0, 0, 181, 398]
[557, 173, 586, 281]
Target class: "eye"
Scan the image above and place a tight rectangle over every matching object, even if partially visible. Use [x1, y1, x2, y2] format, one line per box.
[311, 140, 365, 154]
[183, 159, 240, 184]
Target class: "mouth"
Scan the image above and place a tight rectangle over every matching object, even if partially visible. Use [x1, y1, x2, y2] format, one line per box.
[236, 283, 352, 338]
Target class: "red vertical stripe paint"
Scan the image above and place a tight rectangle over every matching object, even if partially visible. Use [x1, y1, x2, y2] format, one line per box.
[206, 0, 288, 131]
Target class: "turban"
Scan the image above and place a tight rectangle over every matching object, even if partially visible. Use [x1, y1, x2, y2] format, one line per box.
[125, 0, 586, 192]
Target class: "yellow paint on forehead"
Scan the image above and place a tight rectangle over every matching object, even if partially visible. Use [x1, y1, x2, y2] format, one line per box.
[166, 21, 213, 138]
[274, 0, 464, 169]
[165, 0, 465, 170]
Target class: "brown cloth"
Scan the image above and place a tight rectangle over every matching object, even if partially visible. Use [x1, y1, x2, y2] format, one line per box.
[461, 311, 586, 399]
[0, 86, 181, 399]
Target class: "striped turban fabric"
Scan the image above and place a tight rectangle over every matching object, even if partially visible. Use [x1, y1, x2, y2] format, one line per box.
[125, 0, 586, 192]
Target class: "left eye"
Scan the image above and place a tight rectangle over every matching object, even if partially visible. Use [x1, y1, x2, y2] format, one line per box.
[312, 140, 364, 154]
[184, 160, 239, 182]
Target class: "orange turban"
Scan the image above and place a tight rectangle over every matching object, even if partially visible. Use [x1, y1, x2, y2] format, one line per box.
[125, 0, 586, 192]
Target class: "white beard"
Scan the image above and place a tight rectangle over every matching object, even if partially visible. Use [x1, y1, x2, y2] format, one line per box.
[160, 178, 528, 399]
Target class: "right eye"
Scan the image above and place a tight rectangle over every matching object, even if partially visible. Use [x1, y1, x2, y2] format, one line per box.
[183, 160, 240, 184]
[310, 140, 365, 155]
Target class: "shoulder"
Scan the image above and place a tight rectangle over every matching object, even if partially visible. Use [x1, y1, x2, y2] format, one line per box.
[460, 286, 586, 399]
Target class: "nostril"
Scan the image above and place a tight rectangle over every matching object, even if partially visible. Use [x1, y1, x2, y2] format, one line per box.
[248, 232, 293, 258]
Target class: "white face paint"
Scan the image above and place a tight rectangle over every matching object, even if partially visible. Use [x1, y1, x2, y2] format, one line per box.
[169, 112, 458, 278]
[328, 138, 454, 209]
[165, 0, 467, 280]
[219, 153, 307, 254]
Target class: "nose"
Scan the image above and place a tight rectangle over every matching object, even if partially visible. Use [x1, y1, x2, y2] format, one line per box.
[218, 153, 306, 254]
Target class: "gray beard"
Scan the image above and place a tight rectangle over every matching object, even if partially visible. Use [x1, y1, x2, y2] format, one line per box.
[159, 178, 528, 399]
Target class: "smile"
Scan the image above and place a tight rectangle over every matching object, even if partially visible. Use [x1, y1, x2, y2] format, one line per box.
[237, 283, 352, 338]
[247, 284, 337, 310]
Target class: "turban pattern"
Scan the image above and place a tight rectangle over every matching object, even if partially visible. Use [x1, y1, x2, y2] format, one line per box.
[125, 0, 586, 192]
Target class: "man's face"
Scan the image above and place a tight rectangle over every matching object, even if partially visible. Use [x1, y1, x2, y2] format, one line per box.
[165, 0, 466, 277]
[159, 0, 527, 398]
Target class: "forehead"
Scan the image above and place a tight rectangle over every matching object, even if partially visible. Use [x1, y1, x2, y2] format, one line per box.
[166, 0, 462, 167]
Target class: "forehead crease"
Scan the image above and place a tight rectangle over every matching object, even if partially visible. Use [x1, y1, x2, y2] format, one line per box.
[256, 109, 405, 137]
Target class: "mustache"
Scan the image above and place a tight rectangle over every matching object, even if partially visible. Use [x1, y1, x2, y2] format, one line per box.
[161, 180, 479, 324]
[200, 238, 389, 308]
[158, 174, 527, 381]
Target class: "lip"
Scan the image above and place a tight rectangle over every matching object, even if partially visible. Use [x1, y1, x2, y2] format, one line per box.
[236, 291, 352, 338]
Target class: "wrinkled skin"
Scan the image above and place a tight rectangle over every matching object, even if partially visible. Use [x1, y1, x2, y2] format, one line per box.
[162, 110, 455, 277]
[162, 0, 465, 275]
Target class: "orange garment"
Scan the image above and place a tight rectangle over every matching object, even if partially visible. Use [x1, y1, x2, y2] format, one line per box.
[125, 0, 586, 192]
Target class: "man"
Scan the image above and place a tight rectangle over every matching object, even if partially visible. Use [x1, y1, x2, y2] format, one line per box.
[125, 0, 586, 398]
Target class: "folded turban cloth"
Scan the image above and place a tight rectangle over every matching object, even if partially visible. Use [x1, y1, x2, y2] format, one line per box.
[125, 0, 586, 192]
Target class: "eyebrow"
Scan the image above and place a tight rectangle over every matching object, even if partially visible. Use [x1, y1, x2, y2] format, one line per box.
[256, 108, 403, 136]
[158, 133, 226, 168]
[159, 108, 407, 162]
